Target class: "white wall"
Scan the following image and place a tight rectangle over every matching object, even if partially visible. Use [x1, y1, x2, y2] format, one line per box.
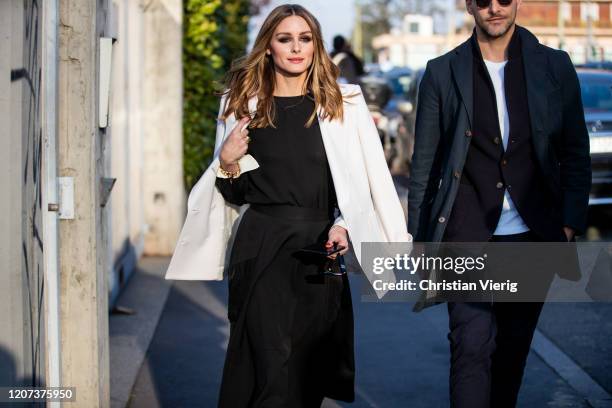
[403, 14, 434, 36]
[0, 0, 47, 389]
[107, 0, 184, 305]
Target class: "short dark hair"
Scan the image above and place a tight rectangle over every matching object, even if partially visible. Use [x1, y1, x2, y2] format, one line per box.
[333, 35, 346, 51]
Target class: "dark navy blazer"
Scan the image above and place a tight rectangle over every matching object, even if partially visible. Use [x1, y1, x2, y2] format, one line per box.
[408, 26, 591, 243]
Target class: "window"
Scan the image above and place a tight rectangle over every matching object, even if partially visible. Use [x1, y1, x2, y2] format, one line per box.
[581, 3, 599, 21]
[561, 2, 571, 22]
[409, 22, 419, 33]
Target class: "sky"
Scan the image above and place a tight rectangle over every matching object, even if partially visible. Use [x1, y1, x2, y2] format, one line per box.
[247, 0, 356, 53]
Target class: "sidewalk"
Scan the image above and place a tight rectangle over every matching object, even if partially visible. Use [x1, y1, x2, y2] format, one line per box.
[109, 257, 174, 408]
[109, 256, 610, 407]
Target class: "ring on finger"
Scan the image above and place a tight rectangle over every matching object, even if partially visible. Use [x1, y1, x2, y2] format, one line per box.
[244, 135, 251, 144]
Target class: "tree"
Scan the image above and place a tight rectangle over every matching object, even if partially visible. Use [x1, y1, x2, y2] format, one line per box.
[360, 0, 393, 62]
[182, 0, 250, 190]
[358, 0, 450, 62]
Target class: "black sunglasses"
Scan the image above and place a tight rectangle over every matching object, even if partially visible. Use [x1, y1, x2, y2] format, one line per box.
[323, 255, 347, 276]
[475, 0, 513, 8]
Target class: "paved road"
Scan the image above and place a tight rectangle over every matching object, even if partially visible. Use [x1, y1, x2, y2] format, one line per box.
[124, 185, 612, 407]
[125, 270, 610, 407]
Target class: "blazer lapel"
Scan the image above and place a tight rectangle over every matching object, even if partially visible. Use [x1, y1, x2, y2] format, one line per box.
[520, 26, 549, 165]
[450, 39, 474, 128]
[317, 104, 345, 166]
[317, 104, 331, 143]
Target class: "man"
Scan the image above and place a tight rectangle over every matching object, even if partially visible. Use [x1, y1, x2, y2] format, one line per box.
[330, 35, 365, 84]
[408, 0, 591, 407]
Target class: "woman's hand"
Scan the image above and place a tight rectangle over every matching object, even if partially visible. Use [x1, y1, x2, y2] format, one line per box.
[219, 117, 251, 172]
[326, 225, 349, 259]
[563, 226, 575, 242]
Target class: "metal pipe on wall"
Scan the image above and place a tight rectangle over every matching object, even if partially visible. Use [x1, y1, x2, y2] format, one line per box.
[41, 0, 61, 405]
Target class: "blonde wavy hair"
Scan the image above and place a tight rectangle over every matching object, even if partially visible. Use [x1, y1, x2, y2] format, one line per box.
[219, 4, 347, 128]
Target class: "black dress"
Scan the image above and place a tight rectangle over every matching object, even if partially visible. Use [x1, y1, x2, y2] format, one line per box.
[215, 95, 355, 407]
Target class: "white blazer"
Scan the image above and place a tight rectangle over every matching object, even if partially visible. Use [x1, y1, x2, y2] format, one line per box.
[165, 84, 412, 290]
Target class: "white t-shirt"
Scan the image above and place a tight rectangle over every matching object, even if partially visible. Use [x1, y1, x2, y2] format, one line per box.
[483, 59, 530, 235]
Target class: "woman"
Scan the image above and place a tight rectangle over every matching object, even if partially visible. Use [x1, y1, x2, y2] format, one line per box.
[165, 4, 411, 407]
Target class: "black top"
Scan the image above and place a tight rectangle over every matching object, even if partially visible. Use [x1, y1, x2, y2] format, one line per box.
[215, 94, 338, 214]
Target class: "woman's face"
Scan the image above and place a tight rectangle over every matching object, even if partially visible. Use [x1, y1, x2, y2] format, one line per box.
[267, 15, 315, 77]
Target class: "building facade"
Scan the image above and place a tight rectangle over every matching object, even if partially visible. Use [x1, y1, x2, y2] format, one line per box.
[374, 0, 612, 70]
[0, 0, 183, 405]
[516, 0, 612, 62]
[0, 0, 47, 397]
[373, 14, 458, 70]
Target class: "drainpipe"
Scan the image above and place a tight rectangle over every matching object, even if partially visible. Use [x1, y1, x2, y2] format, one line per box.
[41, 0, 61, 406]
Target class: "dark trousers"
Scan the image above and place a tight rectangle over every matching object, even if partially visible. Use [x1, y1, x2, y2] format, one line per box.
[447, 231, 548, 408]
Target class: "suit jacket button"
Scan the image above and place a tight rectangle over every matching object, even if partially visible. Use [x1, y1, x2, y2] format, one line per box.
[465, 129, 472, 137]
[438, 216, 446, 223]
[496, 182, 504, 189]
[494, 136, 501, 145]
[454, 171, 461, 179]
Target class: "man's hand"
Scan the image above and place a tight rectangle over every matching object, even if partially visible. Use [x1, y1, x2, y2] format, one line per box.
[326, 225, 349, 259]
[563, 227, 575, 242]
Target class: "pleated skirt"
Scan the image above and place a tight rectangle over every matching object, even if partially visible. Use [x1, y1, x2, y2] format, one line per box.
[218, 204, 355, 408]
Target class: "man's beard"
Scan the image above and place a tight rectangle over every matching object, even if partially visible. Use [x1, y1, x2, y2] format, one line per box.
[475, 15, 515, 39]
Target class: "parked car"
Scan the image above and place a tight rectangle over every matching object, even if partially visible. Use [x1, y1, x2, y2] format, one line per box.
[375, 67, 414, 175]
[577, 69, 612, 206]
[357, 75, 395, 164]
[399, 68, 611, 205]
[364, 62, 382, 76]
[400, 68, 426, 176]
[379, 67, 413, 113]
[576, 61, 612, 71]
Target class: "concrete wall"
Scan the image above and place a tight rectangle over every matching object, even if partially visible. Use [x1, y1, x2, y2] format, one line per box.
[108, 0, 147, 305]
[58, 0, 110, 404]
[107, 0, 184, 306]
[0, 0, 183, 401]
[141, 0, 185, 257]
[0, 0, 47, 390]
